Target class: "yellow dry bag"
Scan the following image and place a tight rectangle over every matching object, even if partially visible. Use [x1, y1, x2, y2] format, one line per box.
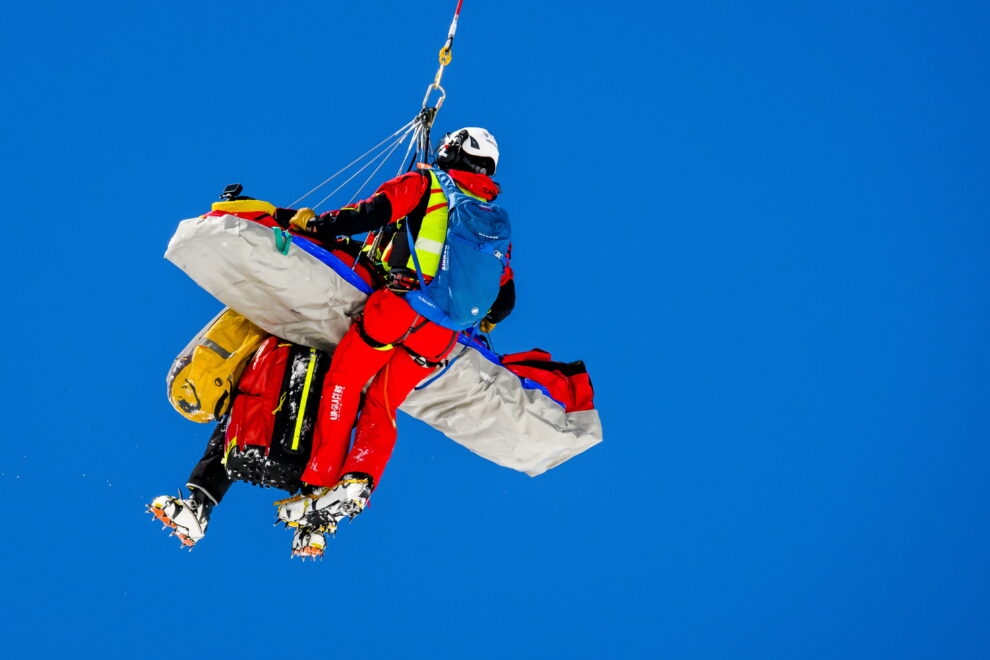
[166, 309, 269, 423]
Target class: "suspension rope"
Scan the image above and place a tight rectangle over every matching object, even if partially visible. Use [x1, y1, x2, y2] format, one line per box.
[289, 118, 416, 208]
[398, 124, 422, 176]
[312, 124, 416, 209]
[347, 125, 417, 205]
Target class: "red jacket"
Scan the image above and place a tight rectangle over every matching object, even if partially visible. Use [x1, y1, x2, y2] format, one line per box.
[308, 168, 515, 323]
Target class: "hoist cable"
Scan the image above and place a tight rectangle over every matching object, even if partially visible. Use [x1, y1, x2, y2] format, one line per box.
[289, 2, 465, 211]
[419, 0, 464, 111]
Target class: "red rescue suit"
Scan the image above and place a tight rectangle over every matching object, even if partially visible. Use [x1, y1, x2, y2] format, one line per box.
[298, 168, 510, 489]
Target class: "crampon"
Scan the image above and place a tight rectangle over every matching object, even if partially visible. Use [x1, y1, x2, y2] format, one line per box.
[148, 502, 196, 548]
[291, 526, 327, 560]
[148, 492, 211, 549]
[274, 490, 339, 535]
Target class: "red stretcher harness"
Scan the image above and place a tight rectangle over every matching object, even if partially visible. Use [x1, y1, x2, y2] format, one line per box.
[500, 349, 595, 413]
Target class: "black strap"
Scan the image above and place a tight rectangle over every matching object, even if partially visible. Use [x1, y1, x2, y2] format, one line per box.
[355, 315, 431, 349]
[401, 327, 459, 367]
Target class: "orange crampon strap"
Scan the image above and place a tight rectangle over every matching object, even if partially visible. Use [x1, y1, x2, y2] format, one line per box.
[148, 505, 196, 547]
[292, 545, 325, 559]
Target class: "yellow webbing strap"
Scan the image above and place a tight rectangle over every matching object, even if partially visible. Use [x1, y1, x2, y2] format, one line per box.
[222, 437, 237, 466]
[211, 199, 277, 215]
[291, 349, 319, 451]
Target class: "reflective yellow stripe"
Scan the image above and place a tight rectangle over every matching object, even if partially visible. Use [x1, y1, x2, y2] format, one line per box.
[222, 437, 237, 466]
[338, 478, 370, 486]
[291, 349, 318, 451]
[415, 237, 444, 254]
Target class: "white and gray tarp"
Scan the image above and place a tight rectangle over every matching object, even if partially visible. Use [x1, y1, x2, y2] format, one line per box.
[165, 213, 602, 476]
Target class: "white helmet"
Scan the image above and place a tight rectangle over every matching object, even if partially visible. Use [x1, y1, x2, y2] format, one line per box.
[436, 127, 499, 176]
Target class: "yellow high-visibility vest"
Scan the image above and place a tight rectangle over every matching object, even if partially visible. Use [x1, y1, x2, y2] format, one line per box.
[385, 170, 484, 277]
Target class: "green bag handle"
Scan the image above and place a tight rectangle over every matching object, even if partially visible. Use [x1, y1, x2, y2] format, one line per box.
[273, 228, 292, 255]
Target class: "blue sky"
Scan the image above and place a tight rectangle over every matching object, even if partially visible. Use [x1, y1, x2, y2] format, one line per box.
[1, 1, 988, 658]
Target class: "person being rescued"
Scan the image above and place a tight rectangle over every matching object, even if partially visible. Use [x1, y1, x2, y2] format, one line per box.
[273, 127, 515, 556]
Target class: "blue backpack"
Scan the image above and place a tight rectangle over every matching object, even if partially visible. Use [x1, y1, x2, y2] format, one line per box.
[404, 169, 511, 331]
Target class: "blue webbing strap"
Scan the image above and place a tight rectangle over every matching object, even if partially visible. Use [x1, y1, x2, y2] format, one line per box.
[432, 168, 461, 201]
[405, 168, 454, 289]
[404, 220, 429, 290]
[403, 212, 449, 390]
[290, 234, 374, 294]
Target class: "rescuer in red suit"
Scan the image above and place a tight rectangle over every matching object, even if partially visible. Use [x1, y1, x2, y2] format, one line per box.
[275, 128, 513, 552]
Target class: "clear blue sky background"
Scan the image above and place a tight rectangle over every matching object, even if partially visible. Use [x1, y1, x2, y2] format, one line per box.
[1, 1, 988, 658]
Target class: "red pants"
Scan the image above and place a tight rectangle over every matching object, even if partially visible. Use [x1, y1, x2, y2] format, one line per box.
[301, 289, 459, 489]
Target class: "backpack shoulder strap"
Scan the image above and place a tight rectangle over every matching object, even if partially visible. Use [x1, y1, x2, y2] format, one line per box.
[431, 168, 461, 199]
[404, 220, 428, 290]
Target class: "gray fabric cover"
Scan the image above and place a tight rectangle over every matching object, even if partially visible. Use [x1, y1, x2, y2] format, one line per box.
[166, 214, 602, 476]
[165, 214, 366, 352]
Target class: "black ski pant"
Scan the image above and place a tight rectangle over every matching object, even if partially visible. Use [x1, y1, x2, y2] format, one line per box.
[186, 422, 233, 505]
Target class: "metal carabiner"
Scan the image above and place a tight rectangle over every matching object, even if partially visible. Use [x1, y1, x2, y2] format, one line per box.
[420, 81, 447, 109]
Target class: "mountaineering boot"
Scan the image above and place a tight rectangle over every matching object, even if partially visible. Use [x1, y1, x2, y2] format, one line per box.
[148, 487, 214, 548]
[275, 484, 334, 531]
[291, 526, 327, 560]
[301, 473, 373, 531]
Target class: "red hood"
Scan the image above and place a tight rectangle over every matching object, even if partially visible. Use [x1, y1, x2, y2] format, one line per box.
[447, 169, 501, 201]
